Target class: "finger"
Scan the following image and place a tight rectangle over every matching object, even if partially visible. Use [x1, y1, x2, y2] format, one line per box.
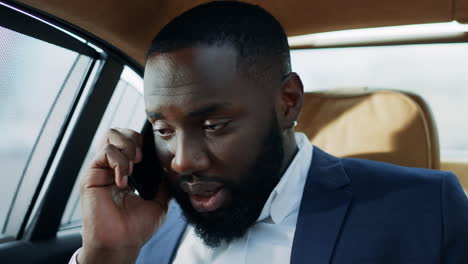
[88, 143, 130, 189]
[107, 128, 143, 163]
[112, 128, 143, 147]
[98, 128, 142, 147]
[114, 128, 143, 163]
[105, 128, 138, 162]
[80, 167, 113, 191]
[113, 128, 143, 163]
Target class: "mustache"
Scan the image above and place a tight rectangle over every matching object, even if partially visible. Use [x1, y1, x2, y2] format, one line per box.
[173, 174, 227, 196]
[176, 174, 225, 184]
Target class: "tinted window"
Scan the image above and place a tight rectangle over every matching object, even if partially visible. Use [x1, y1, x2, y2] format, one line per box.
[0, 25, 93, 232]
[291, 44, 468, 160]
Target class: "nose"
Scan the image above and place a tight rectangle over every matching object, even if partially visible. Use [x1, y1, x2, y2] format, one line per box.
[170, 132, 210, 176]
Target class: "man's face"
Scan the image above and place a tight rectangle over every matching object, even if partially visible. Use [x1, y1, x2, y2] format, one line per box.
[144, 45, 285, 247]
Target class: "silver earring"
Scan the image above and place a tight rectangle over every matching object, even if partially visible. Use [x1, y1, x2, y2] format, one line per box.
[293, 121, 298, 127]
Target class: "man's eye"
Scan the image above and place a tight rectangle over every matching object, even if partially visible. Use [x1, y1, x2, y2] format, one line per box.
[203, 121, 229, 132]
[155, 128, 174, 137]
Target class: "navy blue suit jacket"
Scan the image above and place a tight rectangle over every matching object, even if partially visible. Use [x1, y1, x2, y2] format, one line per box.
[137, 147, 468, 263]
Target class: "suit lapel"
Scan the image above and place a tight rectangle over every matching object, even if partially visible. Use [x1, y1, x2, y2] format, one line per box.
[291, 147, 353, 264]
[136, 201, 187, 264]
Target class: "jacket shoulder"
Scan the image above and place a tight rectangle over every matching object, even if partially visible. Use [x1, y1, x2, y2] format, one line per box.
[340, 157, 449, 188]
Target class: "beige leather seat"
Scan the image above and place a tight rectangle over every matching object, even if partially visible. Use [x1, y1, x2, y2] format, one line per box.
[441, 162, 468, 191]
[296, 88, 440, 169]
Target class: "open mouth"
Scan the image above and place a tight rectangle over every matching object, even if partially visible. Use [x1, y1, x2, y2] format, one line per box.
[180, 181, 228, 212]
[189, 188, 228, 212]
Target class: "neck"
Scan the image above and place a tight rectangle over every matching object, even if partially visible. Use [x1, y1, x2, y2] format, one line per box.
[279, 129, 299, 176]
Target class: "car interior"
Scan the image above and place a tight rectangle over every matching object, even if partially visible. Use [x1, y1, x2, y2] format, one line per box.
[297, 89, 440, 169]
[0, 0, 467, 263]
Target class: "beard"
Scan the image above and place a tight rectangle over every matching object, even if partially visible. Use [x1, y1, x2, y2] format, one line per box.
[167, 115, 285, 248]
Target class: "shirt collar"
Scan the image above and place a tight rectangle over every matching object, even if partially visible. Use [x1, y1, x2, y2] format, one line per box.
[256, 132, 313, 224]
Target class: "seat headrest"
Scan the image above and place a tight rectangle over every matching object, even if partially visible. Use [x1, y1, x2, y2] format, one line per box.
[296, 89, 440, 169]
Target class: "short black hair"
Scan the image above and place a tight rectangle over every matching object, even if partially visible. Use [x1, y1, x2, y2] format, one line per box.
[146, 1, 291, 78]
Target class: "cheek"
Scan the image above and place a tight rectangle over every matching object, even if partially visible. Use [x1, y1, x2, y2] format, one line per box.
[153, 140, 180, 188]
[208, 128, 265, 179]
[153, 139, 173, 169]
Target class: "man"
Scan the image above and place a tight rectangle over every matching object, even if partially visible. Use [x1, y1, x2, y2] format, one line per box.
[73, 1, 468, 263]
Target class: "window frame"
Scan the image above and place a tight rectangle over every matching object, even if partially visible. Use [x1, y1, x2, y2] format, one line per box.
[0, 2, 98, 58]
[0, 0, 144, 243]
[1, 0, 144, 76]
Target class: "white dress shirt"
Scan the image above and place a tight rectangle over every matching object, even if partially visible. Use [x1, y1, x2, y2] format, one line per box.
[70, 132, 313, 264]
[172, 132, 313, 264]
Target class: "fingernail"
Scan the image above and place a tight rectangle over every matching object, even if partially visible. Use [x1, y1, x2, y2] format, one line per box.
[129, 161, 134, 176]
[122, 176, 128, 186]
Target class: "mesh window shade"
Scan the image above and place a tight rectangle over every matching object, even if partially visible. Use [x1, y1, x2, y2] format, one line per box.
[0, 25, 91, 231]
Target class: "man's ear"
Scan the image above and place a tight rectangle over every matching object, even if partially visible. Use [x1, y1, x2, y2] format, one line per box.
[276, 72, 304, 130]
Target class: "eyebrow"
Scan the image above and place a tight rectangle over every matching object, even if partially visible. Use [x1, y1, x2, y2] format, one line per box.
[188, 103, 231, 118]
[146, 103, 232, 120]
[146, 111, 164, 119]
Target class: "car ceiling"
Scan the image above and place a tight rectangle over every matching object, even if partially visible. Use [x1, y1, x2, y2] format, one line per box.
[16, 0, 468, 67]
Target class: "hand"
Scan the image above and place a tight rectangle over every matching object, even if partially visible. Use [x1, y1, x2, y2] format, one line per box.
[78, 128, 169, 264]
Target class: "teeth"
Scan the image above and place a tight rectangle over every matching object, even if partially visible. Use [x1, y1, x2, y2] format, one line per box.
[194, 189, 219, 197]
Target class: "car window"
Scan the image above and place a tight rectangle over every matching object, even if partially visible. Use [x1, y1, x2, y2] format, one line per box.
[291, 43, 468, 161]
[60, 66, 145, 230]
[0, 24, 95, 234]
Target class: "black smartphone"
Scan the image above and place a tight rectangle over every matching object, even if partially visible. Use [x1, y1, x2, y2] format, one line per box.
[128, 121, 164, 200]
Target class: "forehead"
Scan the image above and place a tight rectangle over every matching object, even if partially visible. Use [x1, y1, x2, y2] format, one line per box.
[143, 45, 266, 115]
[144, 45, 240, 92]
